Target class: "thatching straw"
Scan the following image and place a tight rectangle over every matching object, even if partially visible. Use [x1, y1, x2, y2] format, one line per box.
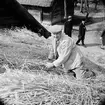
[18, 0, 54, 7]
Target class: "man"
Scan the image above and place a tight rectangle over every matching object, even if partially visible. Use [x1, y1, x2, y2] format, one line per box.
[64, 16, 73, 37]
[76, 20, 86, 47]
[45, 25, 85, 79]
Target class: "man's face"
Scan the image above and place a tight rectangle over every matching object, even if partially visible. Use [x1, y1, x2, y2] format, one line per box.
[52, 31, 62, 41]
[82, 21, 85, 24]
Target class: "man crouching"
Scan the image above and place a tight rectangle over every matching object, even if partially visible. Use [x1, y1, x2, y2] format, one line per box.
[45, 25, 84, 80]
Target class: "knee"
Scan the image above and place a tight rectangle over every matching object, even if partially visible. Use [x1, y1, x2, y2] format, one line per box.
[68, 70, 76, 77]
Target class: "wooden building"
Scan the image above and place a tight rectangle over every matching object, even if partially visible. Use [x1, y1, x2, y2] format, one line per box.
[18, 0, 55, 24]
[18, 0, 74, 24]
[0, 0, 74, 27]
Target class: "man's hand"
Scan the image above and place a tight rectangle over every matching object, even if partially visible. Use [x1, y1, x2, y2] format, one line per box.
[45, 62, 55, 69]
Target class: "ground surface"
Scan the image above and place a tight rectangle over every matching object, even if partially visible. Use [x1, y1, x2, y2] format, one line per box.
[0, 3, 105, 105]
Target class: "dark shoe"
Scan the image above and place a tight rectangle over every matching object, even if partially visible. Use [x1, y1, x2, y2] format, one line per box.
[76, 43, 80, 46]
[80, 10, 83, 13]
[82, 44, 87, 47]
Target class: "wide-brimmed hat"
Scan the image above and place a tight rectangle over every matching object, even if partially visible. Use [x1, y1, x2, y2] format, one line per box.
[48, 25, 63, 34]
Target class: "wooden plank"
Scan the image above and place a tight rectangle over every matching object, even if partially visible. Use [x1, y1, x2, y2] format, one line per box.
[17, 0, 54, 7]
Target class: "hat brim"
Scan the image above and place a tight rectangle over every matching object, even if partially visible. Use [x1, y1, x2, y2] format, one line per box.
[48, 25, 63, 33]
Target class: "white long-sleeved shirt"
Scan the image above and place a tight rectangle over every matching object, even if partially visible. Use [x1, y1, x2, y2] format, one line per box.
[48, 33, 83, 71]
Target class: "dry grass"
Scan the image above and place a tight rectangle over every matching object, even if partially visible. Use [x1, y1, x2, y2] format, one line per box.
[0, 27, 104, 105]
[18, 0, 54, 7]
[0, 67, 105, 105]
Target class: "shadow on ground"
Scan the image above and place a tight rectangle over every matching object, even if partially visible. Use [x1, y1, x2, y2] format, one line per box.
[86, 43, 101, 47]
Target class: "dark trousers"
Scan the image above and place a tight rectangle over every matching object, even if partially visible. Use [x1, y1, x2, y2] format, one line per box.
[76, 37, 85, 45]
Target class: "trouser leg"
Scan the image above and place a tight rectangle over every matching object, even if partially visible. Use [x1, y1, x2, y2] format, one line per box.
[73, 67, 84, 80]
[82, 39, 85, 45]
[81, 36, 85, 45]
[76, 38, 81, 44]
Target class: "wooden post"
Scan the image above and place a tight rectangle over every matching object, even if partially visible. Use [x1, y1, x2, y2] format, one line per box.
[40, 8, 43, 23]
[80, 0, 83, 12]
[64, 0, 67, 18]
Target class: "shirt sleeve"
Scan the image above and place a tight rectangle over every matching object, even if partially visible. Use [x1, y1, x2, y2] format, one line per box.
[53, 39, 74, 67]
[48, 44, 54, 60]
[47, 36, 54, 60]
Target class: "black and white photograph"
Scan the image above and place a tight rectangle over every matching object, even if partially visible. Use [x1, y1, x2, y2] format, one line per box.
[0, 0, 105, 105]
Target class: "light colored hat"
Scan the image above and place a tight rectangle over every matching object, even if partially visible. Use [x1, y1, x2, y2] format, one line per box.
[48, 25, 63, 34]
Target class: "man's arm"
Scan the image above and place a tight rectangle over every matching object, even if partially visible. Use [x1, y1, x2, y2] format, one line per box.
[53, 39, 74, 67]
[48, 45, 55, 60]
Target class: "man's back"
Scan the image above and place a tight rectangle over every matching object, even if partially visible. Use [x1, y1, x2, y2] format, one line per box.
[79, 22, 86, 36]
[64, 19, 73, 37]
